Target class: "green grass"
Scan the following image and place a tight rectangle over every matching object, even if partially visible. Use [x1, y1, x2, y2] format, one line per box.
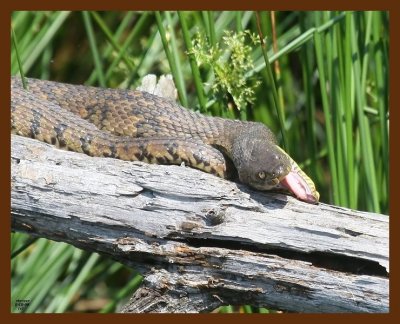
[11, 10, 389, 313]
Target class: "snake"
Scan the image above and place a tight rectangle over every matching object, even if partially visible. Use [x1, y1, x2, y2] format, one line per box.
[11, 76, 319, 204]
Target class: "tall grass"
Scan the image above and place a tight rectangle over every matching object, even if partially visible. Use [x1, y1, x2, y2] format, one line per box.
[11, 11, 389, 313]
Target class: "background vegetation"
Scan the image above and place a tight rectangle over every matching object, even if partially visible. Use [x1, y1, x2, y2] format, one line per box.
[11, 11, 389, 313]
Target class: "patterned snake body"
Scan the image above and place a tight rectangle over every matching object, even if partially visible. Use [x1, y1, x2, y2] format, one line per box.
[11, 77, 319, 203]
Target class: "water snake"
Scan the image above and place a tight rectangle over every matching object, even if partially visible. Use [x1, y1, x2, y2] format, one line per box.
[11, 76, 319, 203]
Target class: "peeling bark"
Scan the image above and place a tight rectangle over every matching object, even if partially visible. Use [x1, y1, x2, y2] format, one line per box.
[11, 135, 389, 313]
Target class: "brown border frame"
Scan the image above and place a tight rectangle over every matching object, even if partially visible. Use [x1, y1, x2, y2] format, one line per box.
[2, 1, 397, 322]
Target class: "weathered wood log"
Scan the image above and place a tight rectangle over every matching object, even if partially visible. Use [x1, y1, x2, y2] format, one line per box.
[11, 134, 389, 313]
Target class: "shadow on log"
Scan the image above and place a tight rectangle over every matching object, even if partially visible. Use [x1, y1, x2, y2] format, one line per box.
[11, 134, 389, 313]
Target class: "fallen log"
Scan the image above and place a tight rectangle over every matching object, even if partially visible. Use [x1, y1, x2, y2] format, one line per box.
[11, 134, 389, 313]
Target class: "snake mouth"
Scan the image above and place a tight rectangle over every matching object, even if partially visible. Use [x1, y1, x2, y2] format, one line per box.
[278, 167, 320, 204]
[267, 177, 281, 187]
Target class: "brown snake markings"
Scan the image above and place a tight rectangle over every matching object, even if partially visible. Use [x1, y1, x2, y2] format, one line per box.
[11, 77, 319, 203]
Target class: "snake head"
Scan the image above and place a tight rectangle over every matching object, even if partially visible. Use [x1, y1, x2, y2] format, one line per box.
[232, 125, 292, 191]
[232, 124, 319, 204]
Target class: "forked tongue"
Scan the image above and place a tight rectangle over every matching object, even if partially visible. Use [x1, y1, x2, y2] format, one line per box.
[280, 171, 319, 204]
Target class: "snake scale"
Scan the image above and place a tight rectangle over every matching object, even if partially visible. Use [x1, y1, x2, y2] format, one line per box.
[11, 76, 319, 203]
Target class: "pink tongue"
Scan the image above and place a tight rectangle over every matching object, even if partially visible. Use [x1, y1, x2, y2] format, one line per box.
[280, 172, 318, 204]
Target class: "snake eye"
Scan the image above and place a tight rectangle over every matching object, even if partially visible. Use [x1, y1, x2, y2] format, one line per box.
[258, 171, 266, 180]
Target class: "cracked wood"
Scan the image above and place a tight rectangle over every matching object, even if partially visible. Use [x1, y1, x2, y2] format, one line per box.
[11, 134, 389, 313]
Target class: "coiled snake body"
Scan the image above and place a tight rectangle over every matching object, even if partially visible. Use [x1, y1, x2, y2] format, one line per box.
[11, 77, 319, 203]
